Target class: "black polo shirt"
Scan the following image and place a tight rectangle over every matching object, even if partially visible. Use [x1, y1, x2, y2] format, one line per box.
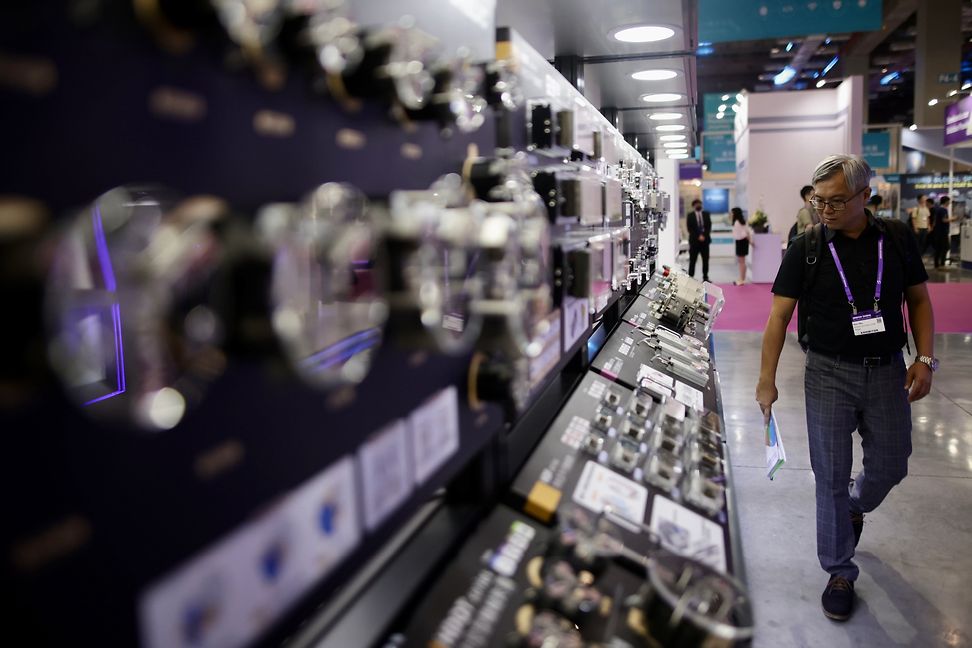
[772, 216, 928, 356]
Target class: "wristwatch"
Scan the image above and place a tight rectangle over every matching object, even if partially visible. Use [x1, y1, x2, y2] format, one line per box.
[916, 355, 940, 372]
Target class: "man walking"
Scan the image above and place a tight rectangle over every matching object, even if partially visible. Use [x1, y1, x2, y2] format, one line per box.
[686, 198, 711, 282]
[756, 155, 937, 621]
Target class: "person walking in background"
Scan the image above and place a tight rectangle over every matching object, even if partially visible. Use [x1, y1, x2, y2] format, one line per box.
[686, 198, 711, 282]
[949, 202, 964, 264]
[731, 207, 753, 285]
[797, 185, 817, 232]
[867, 194, 883, 216]
[931, 196, 952, 270]
[756, 154, 936, 623]
[789, 185, 817, 246]
[911, 194, 931, 256]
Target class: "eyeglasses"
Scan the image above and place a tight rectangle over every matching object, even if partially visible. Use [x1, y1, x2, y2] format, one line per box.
[810, 187, 866, 212]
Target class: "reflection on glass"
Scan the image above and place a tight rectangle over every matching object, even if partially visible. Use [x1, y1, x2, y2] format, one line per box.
[46, 186, 227, 431]
[261, 183, 386, 388]
[390, 174, 484, 353]
[477, 171, 554, 358]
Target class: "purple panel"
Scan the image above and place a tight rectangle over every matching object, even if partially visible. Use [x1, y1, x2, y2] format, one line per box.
[680, 162, 703, 180]
[945, 95, 972, 146]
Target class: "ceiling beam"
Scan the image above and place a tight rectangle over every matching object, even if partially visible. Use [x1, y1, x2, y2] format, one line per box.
[843, 0, 920, 58]
[581, 50, 695, 64]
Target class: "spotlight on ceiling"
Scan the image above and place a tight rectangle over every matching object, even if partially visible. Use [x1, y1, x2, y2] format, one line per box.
[928, 98, 939, 106]
[631, 69, 678, 81]
[822, 56, 839, 75]
[612, 25, 675, 43]
[774, 66, 797, 85]
[816, 79, 826, 88]
[909, 123, 918, 131]
[641, 93, 683, 103]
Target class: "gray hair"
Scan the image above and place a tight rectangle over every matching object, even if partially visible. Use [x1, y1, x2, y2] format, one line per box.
[811, 155, 872, 193]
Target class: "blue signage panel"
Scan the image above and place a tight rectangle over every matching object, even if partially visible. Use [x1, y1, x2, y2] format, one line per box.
[702, 188, 730, 214]
[862, 132, 891, 170]
[703, 93, 734, 132]
[700, 0, 882, 43]
[703, 132, 736, 175]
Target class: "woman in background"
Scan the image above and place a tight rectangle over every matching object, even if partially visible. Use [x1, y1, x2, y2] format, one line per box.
[731, 207, 753, 285]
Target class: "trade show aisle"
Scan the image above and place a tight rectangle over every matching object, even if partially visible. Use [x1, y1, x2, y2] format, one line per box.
[715, 331, 972, 647]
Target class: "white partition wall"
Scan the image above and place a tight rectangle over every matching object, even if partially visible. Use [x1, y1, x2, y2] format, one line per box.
[655, 156, 680, 267]
[734, 77, 865, 240]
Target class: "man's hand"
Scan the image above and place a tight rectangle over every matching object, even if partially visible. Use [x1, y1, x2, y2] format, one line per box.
[698, 235, 705, 242]
[755, 380, 778, 423]
[905, 362, 933, 402]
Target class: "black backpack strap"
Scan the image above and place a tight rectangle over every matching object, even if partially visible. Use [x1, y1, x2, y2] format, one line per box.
[802, 223, 823, 292]
[797, 223, 824, 351]
[873, 216, 913, 354]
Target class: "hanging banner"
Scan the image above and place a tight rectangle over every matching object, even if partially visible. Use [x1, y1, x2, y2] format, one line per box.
[679, 162, 703, 181]
[699, 0, 882, 43]
[898, 174, 972, 210]
[944, 95, 972, 147]
[702, 132, 736, 174]
[862, 132, 891, 170]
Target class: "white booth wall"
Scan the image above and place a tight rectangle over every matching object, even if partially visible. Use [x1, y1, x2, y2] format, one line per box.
[734, 77, 865, 243]
[655, 156, 681, 268]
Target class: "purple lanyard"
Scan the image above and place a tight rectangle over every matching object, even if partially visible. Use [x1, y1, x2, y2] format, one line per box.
[827, 235, 883, 314]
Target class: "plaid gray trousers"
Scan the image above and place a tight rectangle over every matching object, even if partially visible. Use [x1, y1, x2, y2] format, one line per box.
[804, 349, 913, 581]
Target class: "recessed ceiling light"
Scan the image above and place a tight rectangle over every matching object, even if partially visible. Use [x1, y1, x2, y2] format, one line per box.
[669, 153, 690, 159]
[718, 103, 727, 111]
[659, 134, 686, 141]
[612, 25, 675, 43]
[721, 94, 730, 101]
[816, 79, 826, 88]
[663, 142, 686, 148]
[928, 98, 939, 106]
[649, 112, 682, 121]
[735, 93, 744, 102]
[631, 69, 678, 81]
[641, 93, 682, 103]
[656, 124, 686, 131]
[909, 123, 918, 131]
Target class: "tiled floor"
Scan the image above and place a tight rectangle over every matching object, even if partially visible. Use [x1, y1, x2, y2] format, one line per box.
[703, 254, 972, 647]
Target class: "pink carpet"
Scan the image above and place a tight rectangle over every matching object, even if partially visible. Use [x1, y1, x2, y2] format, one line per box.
[711, 282, 972, 333]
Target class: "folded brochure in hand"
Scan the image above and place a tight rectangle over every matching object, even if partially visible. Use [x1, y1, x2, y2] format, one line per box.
[765, 410, 786, 480]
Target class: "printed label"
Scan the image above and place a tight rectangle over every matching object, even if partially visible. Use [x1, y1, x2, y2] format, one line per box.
[410, 387, 460, 485]
[359, 420, 412, 531]
[563, 297, 590, 351]
[674, 381, 705, 412]
[649, 495, 727, 573]
[572, 461, 649, 525]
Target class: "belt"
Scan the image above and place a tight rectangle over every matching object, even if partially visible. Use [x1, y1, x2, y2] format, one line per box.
[811, 350, 902, 367]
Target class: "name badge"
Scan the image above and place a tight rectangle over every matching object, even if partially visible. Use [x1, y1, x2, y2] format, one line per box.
[851, 310, 886, 336]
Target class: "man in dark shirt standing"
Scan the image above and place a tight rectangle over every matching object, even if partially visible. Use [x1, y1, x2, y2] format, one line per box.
[686, 198, 711, 282]
[931, 196, 951, 269]
[755, 155, 937, 622]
